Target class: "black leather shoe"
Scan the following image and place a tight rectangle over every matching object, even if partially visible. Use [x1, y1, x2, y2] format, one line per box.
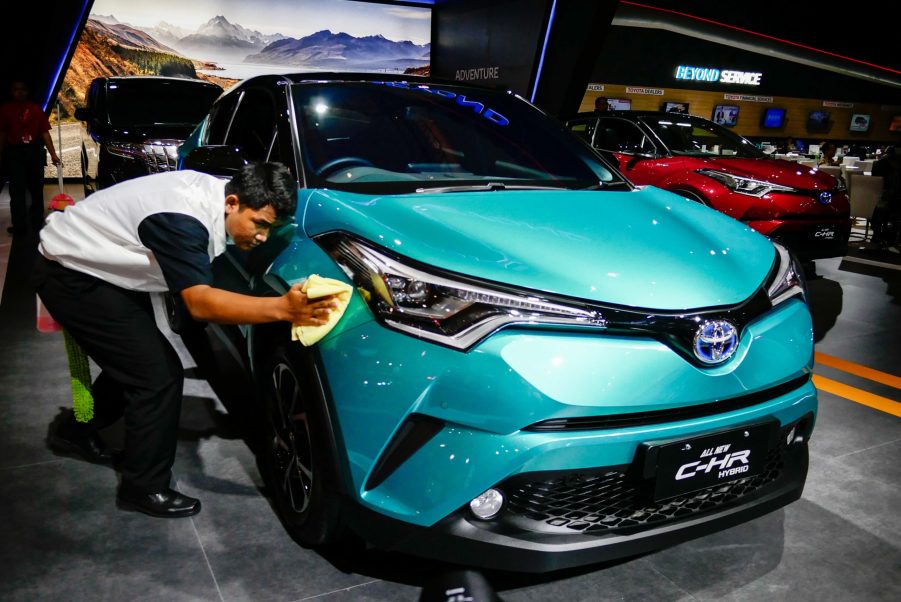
[116, 487, 201, 518]
[49, 430, 118, 466]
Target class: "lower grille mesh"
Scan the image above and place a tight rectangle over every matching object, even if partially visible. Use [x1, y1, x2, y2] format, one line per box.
[504, 429, 789, 534]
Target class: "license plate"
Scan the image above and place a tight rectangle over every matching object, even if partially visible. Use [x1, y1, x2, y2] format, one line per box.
[650, 423, 771, 502]
[813, 226, 835, 240]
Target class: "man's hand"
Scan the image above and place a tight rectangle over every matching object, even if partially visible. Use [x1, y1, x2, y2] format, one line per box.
[181, 284, 339, 326]
[49, 152, 61, 166]
[284, 283, 340, 326]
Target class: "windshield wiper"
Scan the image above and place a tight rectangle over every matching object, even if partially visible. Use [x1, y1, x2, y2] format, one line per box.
[415, 182, 573, 194]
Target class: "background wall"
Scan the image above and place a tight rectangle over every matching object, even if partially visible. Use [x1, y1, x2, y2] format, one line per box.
[580, 84, 900, 144]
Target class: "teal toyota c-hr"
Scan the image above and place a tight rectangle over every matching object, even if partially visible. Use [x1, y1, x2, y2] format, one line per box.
[178, 74, 816, 572]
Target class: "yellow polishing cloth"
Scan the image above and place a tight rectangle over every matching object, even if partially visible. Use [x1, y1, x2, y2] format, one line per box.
[291, 274, 353, 346]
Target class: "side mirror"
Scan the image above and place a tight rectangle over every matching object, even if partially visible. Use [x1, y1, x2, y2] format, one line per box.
[73, 107, 93, 121]
[181, 145, 249, 177]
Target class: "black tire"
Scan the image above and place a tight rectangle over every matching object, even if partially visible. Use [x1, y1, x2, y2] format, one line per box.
[259, 343, 345, 547]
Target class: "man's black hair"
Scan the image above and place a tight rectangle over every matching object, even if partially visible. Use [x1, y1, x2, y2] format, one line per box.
[225, 162, 297, 220]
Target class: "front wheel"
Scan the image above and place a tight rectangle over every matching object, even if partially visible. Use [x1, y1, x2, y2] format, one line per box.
[260, 345, 345, 547]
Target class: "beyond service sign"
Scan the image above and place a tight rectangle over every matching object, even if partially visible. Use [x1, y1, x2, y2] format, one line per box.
[675, 65, 763, 86]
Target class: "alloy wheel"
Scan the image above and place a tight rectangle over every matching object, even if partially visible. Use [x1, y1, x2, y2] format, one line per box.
[271, 362, 314, 514]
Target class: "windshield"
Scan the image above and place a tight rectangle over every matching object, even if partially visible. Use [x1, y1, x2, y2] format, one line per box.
[292, 81, 620, 194]
[640, 115, 764, 158]
[106, 80, 221, 127]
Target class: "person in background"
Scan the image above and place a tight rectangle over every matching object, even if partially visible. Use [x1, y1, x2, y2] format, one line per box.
[0, 80, 61, 234]
[848, 143, 869, 160]
[817, 142, 839, 166]
[594, 96, 610, 113]
[871, 144, 901, 246]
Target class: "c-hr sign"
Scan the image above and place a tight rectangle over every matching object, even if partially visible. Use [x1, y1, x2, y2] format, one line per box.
[675, 65, 763, 86]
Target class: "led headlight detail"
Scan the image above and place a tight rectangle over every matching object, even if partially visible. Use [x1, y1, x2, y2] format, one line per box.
[317, 234, 607, 350]
[696, 168, 796, 197]
[767, 242, 806, 306]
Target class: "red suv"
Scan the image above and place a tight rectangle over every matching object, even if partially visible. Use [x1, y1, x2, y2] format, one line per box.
[566, 111, 851, 260]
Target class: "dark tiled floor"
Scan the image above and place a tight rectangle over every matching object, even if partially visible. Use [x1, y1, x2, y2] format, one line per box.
[1, 211, 899, 602]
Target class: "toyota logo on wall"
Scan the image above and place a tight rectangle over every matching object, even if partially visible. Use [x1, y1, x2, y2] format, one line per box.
[693, 320, 739, 364]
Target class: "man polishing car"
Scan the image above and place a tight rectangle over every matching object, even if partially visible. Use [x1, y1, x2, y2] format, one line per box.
[33, 162, 338, 518]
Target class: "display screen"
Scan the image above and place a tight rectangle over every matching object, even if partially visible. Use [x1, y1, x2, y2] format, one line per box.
[807, 110, 830, 131]
[607, 98, 632, 110]
[761, 108, 786, 128]
[712, 105, 739, 127]
[849, 114, 871, 132]
[891, 116, 901, 132]
[663, 101, 690, 114]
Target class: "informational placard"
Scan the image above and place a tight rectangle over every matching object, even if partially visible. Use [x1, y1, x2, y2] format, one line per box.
[724, 93, 773, 103]
[625, 86, 664, 95]
[587, 83, 605, 92]
[823, 100, 854, 108]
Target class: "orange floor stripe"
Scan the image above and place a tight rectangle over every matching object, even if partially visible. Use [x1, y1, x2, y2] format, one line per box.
[814, 352, 901, 390]
[812, 375, 901, 418]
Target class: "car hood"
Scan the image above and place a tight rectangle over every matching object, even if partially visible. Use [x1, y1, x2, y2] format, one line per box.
[689, 156, 837, 190]
[301, 186, 775, 310]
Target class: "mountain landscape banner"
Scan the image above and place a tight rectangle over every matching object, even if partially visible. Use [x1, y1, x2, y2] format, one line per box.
[58, 0, 431, 120]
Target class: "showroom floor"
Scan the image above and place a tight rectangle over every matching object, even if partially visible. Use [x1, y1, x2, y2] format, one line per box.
[1, 185, 899, 602]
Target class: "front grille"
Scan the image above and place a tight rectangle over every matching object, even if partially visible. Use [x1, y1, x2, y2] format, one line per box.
[140, 140, 180, 173]
[503, 426, 792, 535]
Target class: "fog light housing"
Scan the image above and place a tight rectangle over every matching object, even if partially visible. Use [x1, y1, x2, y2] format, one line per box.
[470, 488, 504, 520]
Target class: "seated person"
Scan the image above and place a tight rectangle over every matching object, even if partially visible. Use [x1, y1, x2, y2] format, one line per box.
[817, 142, 839, 166]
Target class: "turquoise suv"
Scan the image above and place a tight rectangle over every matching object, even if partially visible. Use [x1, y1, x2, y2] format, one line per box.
[178, 74, 816, 572]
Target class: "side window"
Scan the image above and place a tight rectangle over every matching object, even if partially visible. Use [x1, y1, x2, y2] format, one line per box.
[595, 118, 655, 154]
[566, 119, 597, 144]
[226, 88, 277, 162]
[205, 92, 242, 145]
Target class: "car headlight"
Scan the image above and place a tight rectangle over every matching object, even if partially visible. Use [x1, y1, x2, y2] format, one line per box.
[767, 242, 806, 306]
[697, 168, 796, 197]
[316, 234, 608, 350]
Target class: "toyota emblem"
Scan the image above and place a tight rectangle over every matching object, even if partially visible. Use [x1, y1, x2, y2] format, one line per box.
[693, 320, 739, 364]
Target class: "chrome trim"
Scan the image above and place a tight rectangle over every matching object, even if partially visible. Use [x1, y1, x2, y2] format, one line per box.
[222, 89, 244, 144]
[284, 83, 308, 189]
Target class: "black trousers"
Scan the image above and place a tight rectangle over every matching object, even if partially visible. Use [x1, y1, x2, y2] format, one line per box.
[33, 256, 184, 492]
[5, 143, 46, 230]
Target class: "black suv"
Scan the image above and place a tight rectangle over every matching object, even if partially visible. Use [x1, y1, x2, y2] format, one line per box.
[75, 76, 222, 193]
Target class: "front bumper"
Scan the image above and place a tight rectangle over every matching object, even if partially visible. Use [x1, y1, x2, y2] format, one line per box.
[751, 218, 851, 260]
[346, 416, 811, 572]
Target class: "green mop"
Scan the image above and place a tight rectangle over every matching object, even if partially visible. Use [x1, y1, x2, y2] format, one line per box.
[45, 100, 93, 422]
[63, 330, 94, 423]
